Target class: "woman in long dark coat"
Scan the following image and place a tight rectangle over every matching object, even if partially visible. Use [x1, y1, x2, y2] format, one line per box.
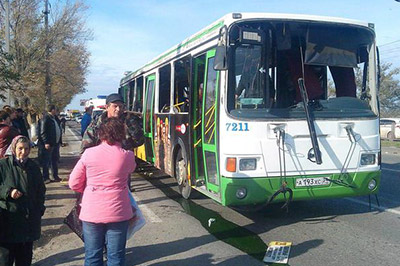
[0, 135, 46, 266]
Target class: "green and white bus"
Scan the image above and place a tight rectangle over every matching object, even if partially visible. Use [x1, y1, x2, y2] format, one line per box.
[119, 13, 381, 207]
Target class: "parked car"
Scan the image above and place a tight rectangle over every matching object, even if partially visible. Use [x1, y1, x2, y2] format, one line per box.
[380, 118, 400, 140]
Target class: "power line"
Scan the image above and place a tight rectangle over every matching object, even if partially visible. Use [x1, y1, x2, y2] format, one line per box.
[380, 52, 400, 59]
[380, 50, 400, 56]
[380, 40, 400, 47]
[381, 53, 400, 57]
[380, 55, 400, 62]
[380, 45, 400, 52]
[380, 49, 400, 55]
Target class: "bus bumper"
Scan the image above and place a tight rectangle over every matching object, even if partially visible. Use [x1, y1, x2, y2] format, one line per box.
[220, 171, 381, 207]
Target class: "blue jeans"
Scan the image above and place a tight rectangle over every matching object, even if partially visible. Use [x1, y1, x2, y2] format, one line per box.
[82, 220, 129, 266]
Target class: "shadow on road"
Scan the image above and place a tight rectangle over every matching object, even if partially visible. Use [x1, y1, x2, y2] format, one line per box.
[33, 246, 84, 266]
[135, 159, 394, 264]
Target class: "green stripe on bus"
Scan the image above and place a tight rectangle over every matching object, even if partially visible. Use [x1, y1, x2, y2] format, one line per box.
[220, 171, 381, 206]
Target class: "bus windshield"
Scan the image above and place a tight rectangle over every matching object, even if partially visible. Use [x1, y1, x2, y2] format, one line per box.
[227, 21, 377, 120]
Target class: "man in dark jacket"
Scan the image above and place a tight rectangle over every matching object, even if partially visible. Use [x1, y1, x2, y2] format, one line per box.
[80, 93, 144, 154]
[80, 94, 144, 192]
[13, 108, 30, 139]
[38, 105, 62, 183]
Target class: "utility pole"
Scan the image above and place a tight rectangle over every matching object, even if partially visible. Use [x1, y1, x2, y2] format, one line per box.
[5, 0, 11, 105]
[44, 0, 51, 107]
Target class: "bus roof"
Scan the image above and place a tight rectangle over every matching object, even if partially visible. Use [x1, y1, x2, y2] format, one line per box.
[233, 12, 371, 27]
[120, 12, 373, 86]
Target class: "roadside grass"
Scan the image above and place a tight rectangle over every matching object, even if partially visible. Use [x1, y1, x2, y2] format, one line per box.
[381, 140, 400, 148]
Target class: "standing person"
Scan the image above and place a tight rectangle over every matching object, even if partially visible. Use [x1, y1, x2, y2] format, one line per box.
[14, 108, 30, 139]
[80, 93, 144, 154]
[60, 116, 67, 134]
[34, 115, 43, 148]
[3, 107, 18, 130]
[81, 106, 93, 137]
[69, 118, 136, 265]
[80, 94, 144, 192]
[0, 135, 46, 266]
[0, 111, 19, 158]
[38, 105, 62, 183]
[54, 113, 63, 163]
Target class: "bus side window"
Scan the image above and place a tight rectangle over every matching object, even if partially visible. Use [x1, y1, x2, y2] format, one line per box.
[134, 76, 144, 113]
[159, 64, 171, 113]
[128, 80, 135, 111]
[174, 56, 191, 112]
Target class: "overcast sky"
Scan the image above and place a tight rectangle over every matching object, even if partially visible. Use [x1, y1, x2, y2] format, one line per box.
[65, 0, 400, 110]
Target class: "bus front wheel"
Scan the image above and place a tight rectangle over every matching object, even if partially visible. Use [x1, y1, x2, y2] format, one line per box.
[175, 150, 191, 199]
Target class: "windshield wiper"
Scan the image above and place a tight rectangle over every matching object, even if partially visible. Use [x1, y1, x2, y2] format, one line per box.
[298, 78, 322, 165]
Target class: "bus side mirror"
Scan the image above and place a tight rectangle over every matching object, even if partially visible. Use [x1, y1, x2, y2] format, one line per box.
[214, 45, 228, 70]
[214, 25, 228, 70]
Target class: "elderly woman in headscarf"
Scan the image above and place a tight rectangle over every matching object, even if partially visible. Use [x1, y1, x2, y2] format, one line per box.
[0, 135, 46, 266]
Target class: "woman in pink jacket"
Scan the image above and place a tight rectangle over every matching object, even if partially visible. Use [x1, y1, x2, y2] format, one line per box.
[69, 117, 136, 266]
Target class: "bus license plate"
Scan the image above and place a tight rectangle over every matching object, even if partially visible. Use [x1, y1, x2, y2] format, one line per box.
[295, 177, 330, 187]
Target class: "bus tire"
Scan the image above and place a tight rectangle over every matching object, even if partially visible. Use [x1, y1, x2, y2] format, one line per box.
[175, 149, 191, 199]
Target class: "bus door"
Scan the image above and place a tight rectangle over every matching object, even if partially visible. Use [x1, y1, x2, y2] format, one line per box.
[143, 74, 156, 163]
[202, 50, 220, 194]
[192, 55, 206, 185]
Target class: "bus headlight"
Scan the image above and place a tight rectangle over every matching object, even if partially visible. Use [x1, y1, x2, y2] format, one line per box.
[360, 154, 376, 166]
[236, 187, 247, 199]
[368, 179, 377, 190]
[239, 158, 257, 171]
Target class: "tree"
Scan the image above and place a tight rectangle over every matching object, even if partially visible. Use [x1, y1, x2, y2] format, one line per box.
[376, 62, 400, 117]
[328, 62, 400, 117]
[0, 0, 91, 114]
[0, 48, 20, 100]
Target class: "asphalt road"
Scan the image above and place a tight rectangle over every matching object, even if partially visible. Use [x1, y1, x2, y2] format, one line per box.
[33, 122, 400, 265]
[135, 148, 400, 266]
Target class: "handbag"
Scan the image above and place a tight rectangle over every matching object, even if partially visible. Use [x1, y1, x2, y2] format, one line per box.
[63, 193, 84, 241]
[127, 192, 146, 239]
